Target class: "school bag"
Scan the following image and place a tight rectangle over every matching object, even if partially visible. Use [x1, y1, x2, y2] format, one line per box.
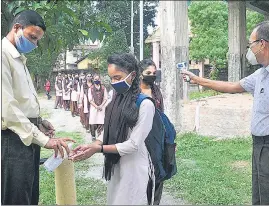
[136, 93, 177, 183]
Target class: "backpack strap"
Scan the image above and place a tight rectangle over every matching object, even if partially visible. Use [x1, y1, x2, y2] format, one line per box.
[136, 93, 155, 108]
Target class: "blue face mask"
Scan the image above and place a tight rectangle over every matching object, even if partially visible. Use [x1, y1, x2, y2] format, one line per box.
[111, 72, 133, 94]
[94, 80, 101, 85]
[15, 29, 37, 53]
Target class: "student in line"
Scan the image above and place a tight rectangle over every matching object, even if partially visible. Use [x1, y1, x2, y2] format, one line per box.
[78, 72, 87, 127]
[69, 53, 155, 205]
[69, 73, 80, 117]
[78, 74, 92, 133]
[88, 74, 108, 140]
[54, 75, 63, 109]
[62, 73, 71, 111]
[139, 59, 164, 205]
[139, 59, 164, 112]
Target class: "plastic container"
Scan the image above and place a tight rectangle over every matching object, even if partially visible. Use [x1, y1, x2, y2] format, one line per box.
[44, 143, 73, 172]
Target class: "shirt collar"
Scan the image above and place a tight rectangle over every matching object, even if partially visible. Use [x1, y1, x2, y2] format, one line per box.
[265, 65, 269, 73]
[2, 37, 21, 59]
[20, 55, 27, 65]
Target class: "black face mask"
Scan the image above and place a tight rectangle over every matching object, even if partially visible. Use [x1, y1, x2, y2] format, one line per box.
[142, 75, 156, 85]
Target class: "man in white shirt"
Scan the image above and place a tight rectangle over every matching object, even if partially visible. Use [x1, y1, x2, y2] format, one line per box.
[182, 21, 269, 205]
[2, 10, 74, 205]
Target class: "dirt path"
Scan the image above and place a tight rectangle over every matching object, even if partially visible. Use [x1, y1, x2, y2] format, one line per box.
[39, 95, 185, 205]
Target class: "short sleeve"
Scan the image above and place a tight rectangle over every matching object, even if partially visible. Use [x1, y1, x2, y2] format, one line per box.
[239, 69, 261, 95]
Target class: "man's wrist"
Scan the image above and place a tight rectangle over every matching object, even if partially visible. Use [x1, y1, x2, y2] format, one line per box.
[32, 130, 50, 147]
[192, 75, 200, 83]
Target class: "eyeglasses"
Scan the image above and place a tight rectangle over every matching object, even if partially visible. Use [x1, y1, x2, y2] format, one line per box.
[247, 39, 268, 49]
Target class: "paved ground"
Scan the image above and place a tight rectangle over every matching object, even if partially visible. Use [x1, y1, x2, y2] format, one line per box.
[39, 95, 185, 205]
[182, 93, 253, 138]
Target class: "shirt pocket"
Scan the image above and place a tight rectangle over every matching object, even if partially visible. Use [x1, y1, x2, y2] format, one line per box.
[255, 92, 269, 114]
[13, 65, 31, 100]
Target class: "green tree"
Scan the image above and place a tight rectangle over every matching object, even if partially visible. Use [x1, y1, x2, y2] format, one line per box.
[246, 9, 265, 38]
[93, 1, 158, 59]
[188, 1, 265, 75]
[88, 29, 130, 73]
[2, 0, 112, 89]
[188, 1, 228, 69]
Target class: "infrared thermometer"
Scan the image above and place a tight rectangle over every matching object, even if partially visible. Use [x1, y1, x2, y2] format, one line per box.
[176, 62, 190, 82]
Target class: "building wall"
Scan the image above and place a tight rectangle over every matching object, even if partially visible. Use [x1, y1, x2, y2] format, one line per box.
[77, 58, 90, 70]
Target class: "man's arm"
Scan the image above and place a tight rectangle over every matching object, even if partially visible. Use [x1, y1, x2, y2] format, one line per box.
[181, 70, 245, 93]
[2, 54, 50, 147]
[2, 54, 75, 157]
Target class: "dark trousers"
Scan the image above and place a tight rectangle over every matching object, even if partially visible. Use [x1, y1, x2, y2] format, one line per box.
[79, 105, 85, 127]
[45, 91, 51, 100]
[55, 96, 63, 109]
[63, 100, 70, 110]
[85, 113, 90, 131]
[154, 181, 164, 205]
[70, 101, 78, 116]
[90, 124, 102, 138]
[252, 135, 269, 205]
[1, 129, 41, 205]
[79, 104, 90, 130]
[147, 179, 164, 205]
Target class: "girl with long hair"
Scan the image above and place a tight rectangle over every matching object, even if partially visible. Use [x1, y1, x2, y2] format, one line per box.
[69, 53, 155, 205]
[139, 59, 164, 205]
[139, 59, 164, 112]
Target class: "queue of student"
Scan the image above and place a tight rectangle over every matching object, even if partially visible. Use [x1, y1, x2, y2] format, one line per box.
[53, 72, 109, 140]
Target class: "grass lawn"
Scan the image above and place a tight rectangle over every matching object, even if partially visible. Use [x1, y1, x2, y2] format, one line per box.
[40, 108, 52, 119]
[165, 133, 252, 205]
[39, 132, 106, 205]
[190, 89, 221, 100]
[39, 131, 252, 205]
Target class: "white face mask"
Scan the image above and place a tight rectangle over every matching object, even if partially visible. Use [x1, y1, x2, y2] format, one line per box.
[246, 48, 259, 65]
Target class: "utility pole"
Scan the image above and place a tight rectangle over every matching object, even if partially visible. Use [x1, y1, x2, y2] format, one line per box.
[228, 1, 246, 81]
[139, 0, 143, 60]
[160, 1, 189, 131]
[130, 0, 134, 54]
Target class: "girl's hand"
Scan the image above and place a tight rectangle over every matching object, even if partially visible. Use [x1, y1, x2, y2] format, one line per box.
[68, 144, 101, 162]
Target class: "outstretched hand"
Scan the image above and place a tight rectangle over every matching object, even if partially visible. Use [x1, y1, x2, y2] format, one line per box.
[180, 69, 197, 84]
[69, 144, 101, 162]
[44, 137, 76, 158]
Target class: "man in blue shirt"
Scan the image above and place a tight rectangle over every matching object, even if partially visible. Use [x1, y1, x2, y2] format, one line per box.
[182, 21, 269, 205]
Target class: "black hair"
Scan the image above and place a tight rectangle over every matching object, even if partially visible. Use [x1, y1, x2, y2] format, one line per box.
[107, 53, 141, 127]
[11, 10, 46, 31]
[255, 21, 269, 42]
[139, 59, 159, 104]
[139, 59, 157, 73]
